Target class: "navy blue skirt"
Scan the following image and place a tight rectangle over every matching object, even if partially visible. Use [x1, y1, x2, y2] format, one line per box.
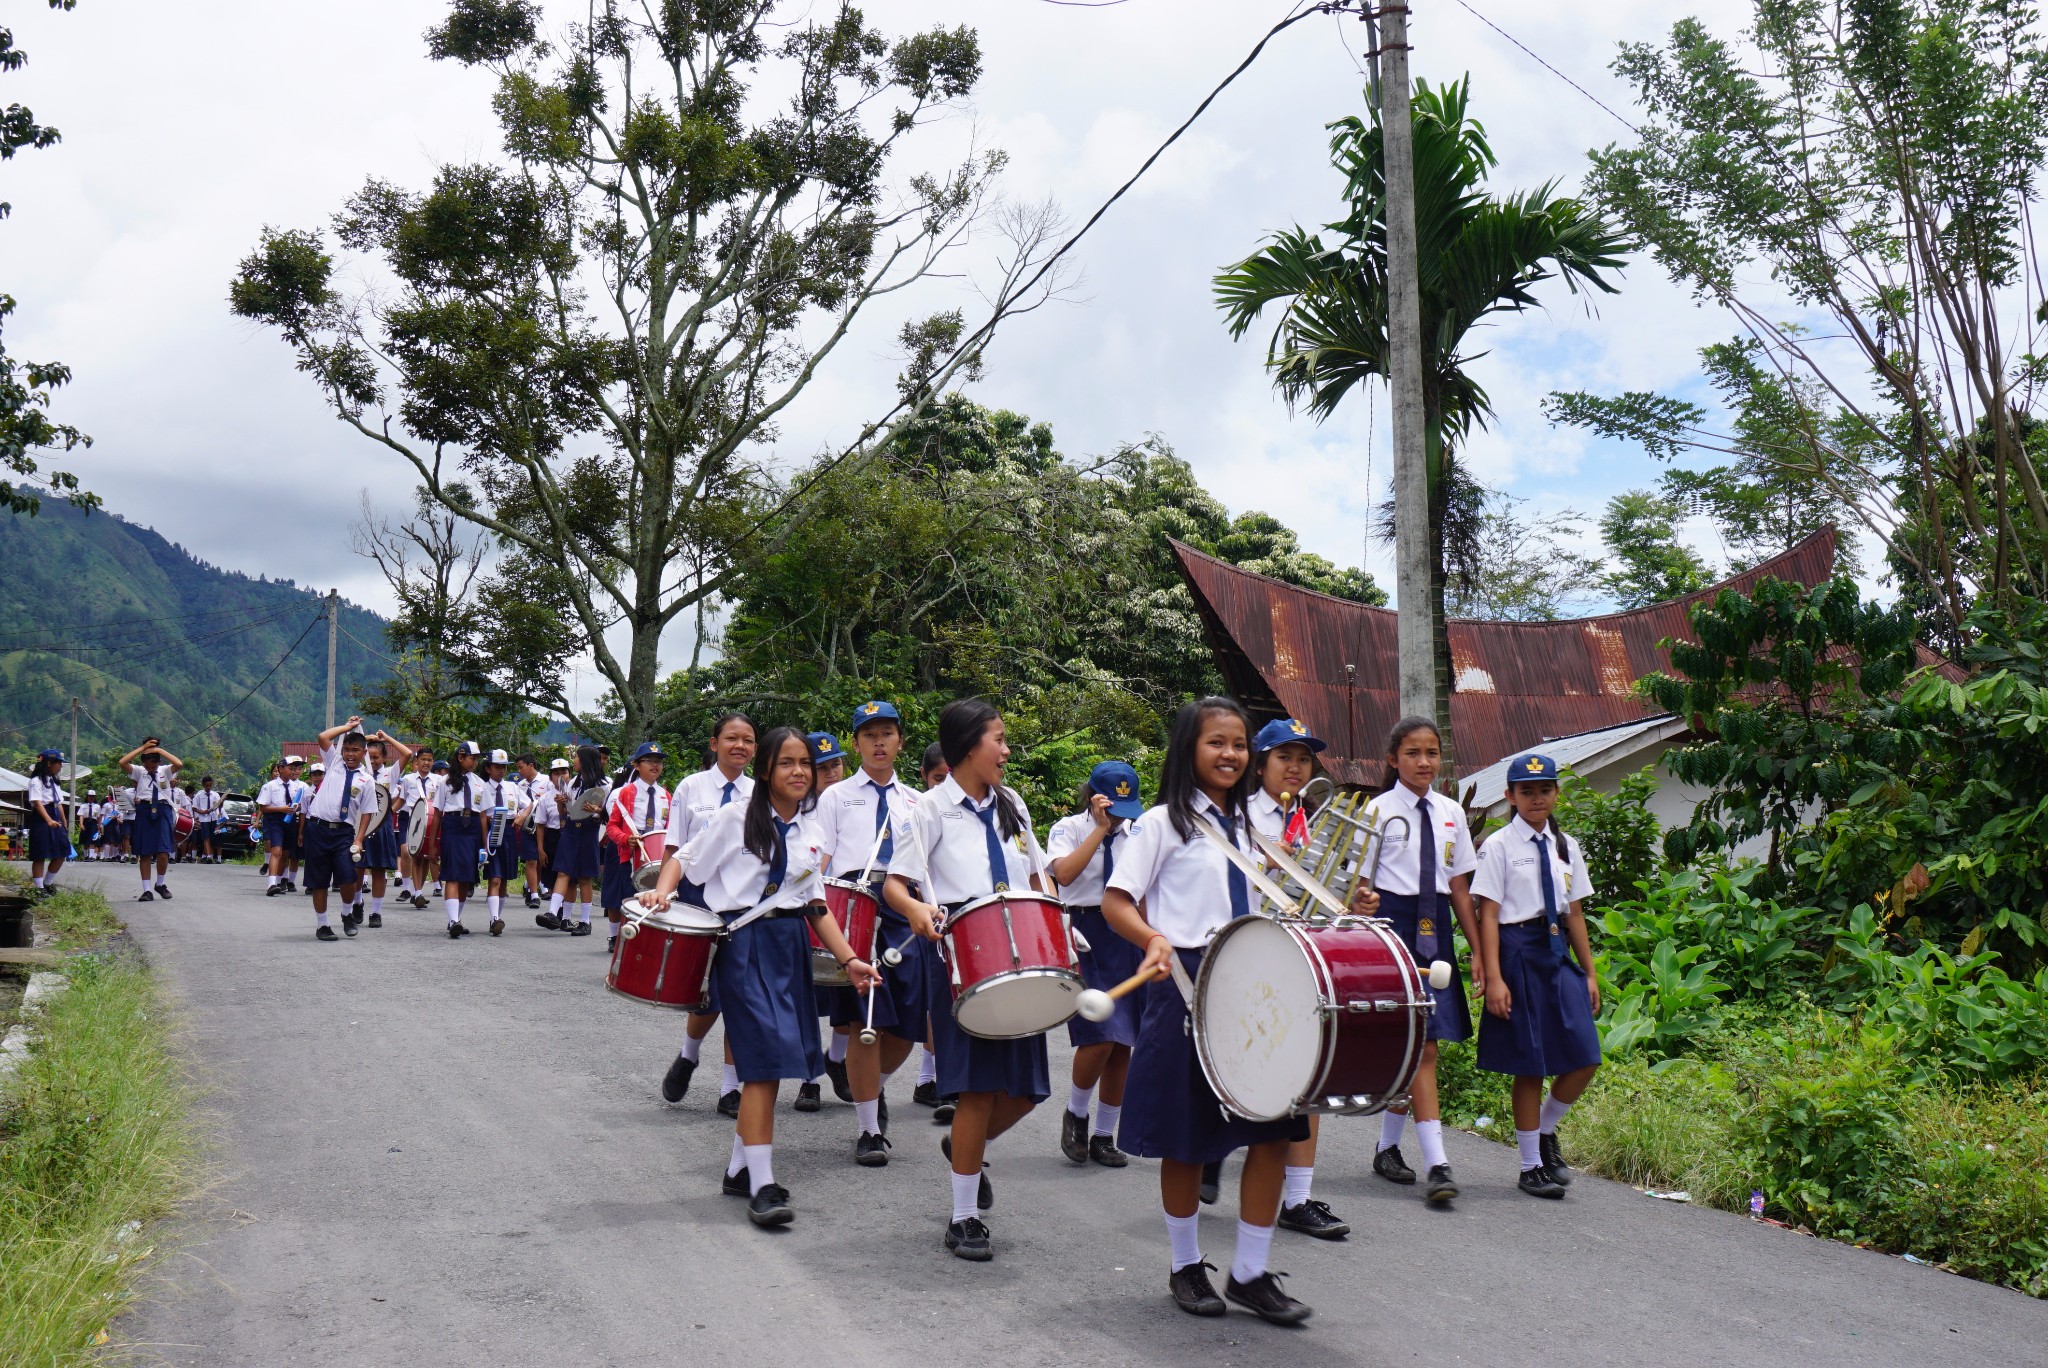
[1378, 891, 1473, 1043]
[599, 848, 636, 910]
[131, 802, 174, 857]
[1066, 905, 1142, 1049]
[716, 912, 828, 1084]
[925, 926, 1050, 1102]
[862, 912, 936, 1043]
[482, 828, 522, 881]
[1478, 920, 1603, 1078]
[362, 814, 401, 871]
[439, 811, 482, 886]
[554, 821, 602, 881]
[28, 820, 68, 861]
[517, 827, 540, 863]
[1119, 948, 1310, 1164]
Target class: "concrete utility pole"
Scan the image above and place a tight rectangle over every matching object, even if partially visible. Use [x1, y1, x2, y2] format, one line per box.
[1379, 2, 1435, 726]
[325, 590, 339, 730]
[68, 696, 79, 812]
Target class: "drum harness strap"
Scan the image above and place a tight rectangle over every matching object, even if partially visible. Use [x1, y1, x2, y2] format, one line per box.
[623, 867, 821, 939]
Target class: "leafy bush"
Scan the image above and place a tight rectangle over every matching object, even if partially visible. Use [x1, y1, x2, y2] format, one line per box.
[1552, 764, 1662, 913]
[1739, 1023, 1914, 1241]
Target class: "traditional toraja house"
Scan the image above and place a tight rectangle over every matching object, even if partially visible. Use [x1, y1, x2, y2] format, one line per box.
[1171, 527, 1850, 832]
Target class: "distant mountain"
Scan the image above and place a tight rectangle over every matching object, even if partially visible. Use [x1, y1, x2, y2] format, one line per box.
[0, 503, 393, 782]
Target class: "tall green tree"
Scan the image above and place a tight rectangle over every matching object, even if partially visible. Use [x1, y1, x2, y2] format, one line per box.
[1599, 489, 1714, 609]
[231, 1, 1050, 743]
[1216, 77, 1628, 767]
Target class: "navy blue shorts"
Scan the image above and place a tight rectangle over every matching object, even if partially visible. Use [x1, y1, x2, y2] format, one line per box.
[517, 827, 540, 863]
[302, 820, 360, 892]
[1478, 920, 1602, 1078]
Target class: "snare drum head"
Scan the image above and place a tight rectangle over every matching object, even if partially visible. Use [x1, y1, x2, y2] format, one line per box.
[1195, 916, 1324, 1121]
[643, 904, 724, 936]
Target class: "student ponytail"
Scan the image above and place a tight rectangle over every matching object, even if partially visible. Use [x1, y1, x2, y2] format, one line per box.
[743, 728, 817, 865]
[937, 699, 1023, 840]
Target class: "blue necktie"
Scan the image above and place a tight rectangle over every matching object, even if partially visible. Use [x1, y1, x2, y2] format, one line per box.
[1101, 827, 1117, 884]
[1209, 810, 1250, 920]
[970, 800, 1010, 891]
[871, 780, 893, 864]
[1415, 796, 1439, 960]
[643, 783, 654, 826]
[340, 768, 356, 819]
[720, 780, 736, 807]
[1536, 833, 1567, 959]
[765, 816, 793, 894]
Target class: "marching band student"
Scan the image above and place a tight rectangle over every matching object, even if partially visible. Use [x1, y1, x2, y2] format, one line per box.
[530, 758, 568, 929]
[478, 748, 530, 935]
[1474, 752, 1600, 1199]
[547, 744, 607, 937]
[110, 785, 133, 862]
[886, 698, 1051, 1263]
[301, 717, 377, 941]
[353, 733, 413, 928]
[658, 713, 759, 1116]
[26, 750, 69, 890]
[432, 742, 492, 938]
[174, 783, 196, 863]
[812, 700, 921, 1164]
[598, 742, 669, 940]
[1246, 719, 1349, 1240]
[260, 761, 293, 894]
[808, 732, 845, 790]
[638, 727, 880, 1228]
[282, 754, 309, 890]
[1363, 715, 1483, 1205]
[909, 741, 950, 1115]
[513, 755, 545, 908]
[1101, 697, 1313, 1324]
[78, 790, 101, 863]
[192, 776, 224, 864]
[397, 747, 435, 906]
[120, 736, 185, 902]
[1047, 762, 1144, 1171]
[426, 759, 452, 897]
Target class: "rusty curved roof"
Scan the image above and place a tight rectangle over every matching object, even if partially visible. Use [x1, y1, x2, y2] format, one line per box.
[1173, 527, 1847, 784]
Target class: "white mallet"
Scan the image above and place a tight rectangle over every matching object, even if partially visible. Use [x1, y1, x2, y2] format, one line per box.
[1075, 966, 1164, 1023]
[1428, 960, 1453, 991]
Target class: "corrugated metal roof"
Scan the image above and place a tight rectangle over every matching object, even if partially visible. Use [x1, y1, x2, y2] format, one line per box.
[1462, 714, 1691, 813]
[1174, 527, 1851, 783]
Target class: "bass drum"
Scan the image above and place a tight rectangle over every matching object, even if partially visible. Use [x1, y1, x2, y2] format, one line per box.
[404, 802, 441, 857]
[1193, 914, 1430, 1122]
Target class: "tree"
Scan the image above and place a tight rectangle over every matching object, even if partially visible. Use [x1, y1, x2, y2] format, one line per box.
[1, 0, 92, 518]
[1216, 76, 1628, 768]
[1579, 1, 2048, 634]
[1436, 492, 1603, 621]
[231, 1, 1054, 744]
[1599, 490, 1713, 609]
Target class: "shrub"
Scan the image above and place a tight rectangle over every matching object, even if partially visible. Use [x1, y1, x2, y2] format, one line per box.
[1552, 764, 1663, 913]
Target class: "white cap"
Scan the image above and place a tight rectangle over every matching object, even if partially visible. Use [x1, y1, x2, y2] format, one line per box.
[283, 754, 304, 765]
[309, 763, 326, 774]
[549, 758, 570, 771]
[489, 748, 510, 765]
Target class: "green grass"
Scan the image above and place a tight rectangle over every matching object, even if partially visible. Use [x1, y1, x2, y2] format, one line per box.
[0, 904, 198, 1363]
[30, 888, 125, 953]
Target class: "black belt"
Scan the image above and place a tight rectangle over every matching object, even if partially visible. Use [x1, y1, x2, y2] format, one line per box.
[717, 906, 815, 921]
[310, 817, 352, 830]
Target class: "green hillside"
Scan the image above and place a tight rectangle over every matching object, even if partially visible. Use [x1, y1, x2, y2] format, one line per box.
[0, 504, 392, 783]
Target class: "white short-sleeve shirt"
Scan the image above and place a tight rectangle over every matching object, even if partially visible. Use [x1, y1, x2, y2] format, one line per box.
[611, 777, 671, 834]
[1045, 811, 1128, 906]
[1472, 814, 1592, 924]
[304, 742, 377, 823]
[1105, 798, 1249, 950]
[429, 771, 493, 813]
[478, 775, 531, 819]
[665, 766, 753, 849]
[678, 801, 825, 913]
[814, 770, 920, 877]
[130, 764, 175, 806]
[1361, 786, 1477, 896]
[191, 787, 224, 820]
[257, 778, 293, 810]
[27, 775, 64, 814]
[889, 774, 1042, 907]
[529, 782, 563, 829]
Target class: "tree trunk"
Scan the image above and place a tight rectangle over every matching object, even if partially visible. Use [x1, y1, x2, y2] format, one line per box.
[1425, 421, 1457, 780]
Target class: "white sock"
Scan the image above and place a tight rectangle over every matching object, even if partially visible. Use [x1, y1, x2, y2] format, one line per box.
[855, 1099, 881, 1135]
[1068, 1083, 1092, 1119]
[1165, 1210, 1202, 1271]
[578, 902, 592, 925]
[398, 878, 413, 897]
[370, 897, 382, 915]
[1516, 1128, 1542, 1170]
[917, 1049, 938, 1086]
[728, 1132, 747, 1177]
[550, 892, 565, 915]
[1416, 1118, 1447, 1170]
[1282, 1165, 1313, 1208]
[827, 1032, 849, 1063]
[1229, 1219, 1274, 1284]
[488, 894, 502, 919]
[721, 1063, 739, 1094]
[679, 1034, 704, 1064]
[316, 909, 330, 927]
[445, 898, 461, 925]
[1539, 1095, 1575, 1134]
[142, 868, 153, 885]
[950, 1170, 980, 1224]
[1378, 1110, 1407, 1152]
[743, 1143, 774, 1194]
[1093, 1102, 1121, 1138]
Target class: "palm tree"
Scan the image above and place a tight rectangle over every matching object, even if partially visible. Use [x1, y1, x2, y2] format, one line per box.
[1216, 77, 1629, 771]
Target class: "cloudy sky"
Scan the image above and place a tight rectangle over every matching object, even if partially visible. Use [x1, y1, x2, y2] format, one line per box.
[6, 0, 1764, 682]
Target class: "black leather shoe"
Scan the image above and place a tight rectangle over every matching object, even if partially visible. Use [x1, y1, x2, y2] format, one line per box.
[136, 891, 154, 903]
[1519, 1165, 1567, 1199]
[662, 1055, 696, 1104]
[569, 921, 591, 937]
[912, 1080, 939, 1108]
[1089, 1135, 1129, 1168]
[933, 1099, 955, 1123]
[1374, 1144, 1417, 1185]
[945, 1217, 992, 1261]
[717, 1090, 741, 1119]
[1225, 1270, 1312, 1325]
[607, 935, 617, 955]
[1424, 1163, 1460, 1204]
[1277, 1198, 1349, 1239]
[855, 1131, 891, 1167]
[447, 924, 462, 939]
[794, 1082, 822, 1112]
[1539, 1132, 1573, 1186]
[940, 1136, 994, 1210]
[155, 884, 172, 900]
[722, 1166, 749, 1197]
[412, 895, 429, 909]
[825, 1057, 853, 1103]
[747, 1184, 793, 1227]
[366, 913, 382, 928]
[1061, 1109, 1090, 1164]
[1199, 1160, 1222, 1205]
[316, 925, 338, 941]
[342, 917, 358, 938]
[266, 884, 284, 897]
[1169, 1260, 1226, 1316]
[535, 911, 562, 930]
[489, 918, 505, 936]
[524, 893, 539, 909]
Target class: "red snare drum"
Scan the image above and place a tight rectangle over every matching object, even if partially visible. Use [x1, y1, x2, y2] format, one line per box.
[941, 891, 1083, 1040]
[630, 830, 669, 892]
[173, 807, 195, 840]
[810, 876, 878, 986]
[606, 904, 723, 1010]
[1193, 914, 1430, 1121]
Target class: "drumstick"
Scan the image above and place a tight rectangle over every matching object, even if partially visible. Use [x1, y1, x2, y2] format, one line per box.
[1074, 964, 1166, 1023]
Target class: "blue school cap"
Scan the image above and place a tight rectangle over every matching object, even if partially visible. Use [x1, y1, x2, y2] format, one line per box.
[1507, 752, 1560, 783]
[850, 700, 901, 734]
[807, 732, 842, 762]
[431, 759, 449, 773]
[1088, 761, 1145, 820]
[38, 748, 63, 762]
[1253, 717, 1327, 755]
[631, 741, 664, 762]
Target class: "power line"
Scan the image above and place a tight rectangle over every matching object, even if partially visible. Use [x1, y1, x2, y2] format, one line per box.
[166, 612, 327, 750]
[1449, 0, 1641, 135]
[0, 600, 320, 652]
[340, 624, 399, 665]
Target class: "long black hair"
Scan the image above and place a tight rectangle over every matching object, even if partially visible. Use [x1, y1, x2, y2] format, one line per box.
[938, 698, 1024, 840]
[31, 754, 59, 781]
[744, 727, 817, 865]
[920, 742, 946, 786]
[573, 743, 605, 791]
[1161, 696, 1252, 842]
[1380, 714, 1440, 793]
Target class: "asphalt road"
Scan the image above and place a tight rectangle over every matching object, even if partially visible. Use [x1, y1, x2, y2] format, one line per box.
[103, 863, 2047, 1367]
